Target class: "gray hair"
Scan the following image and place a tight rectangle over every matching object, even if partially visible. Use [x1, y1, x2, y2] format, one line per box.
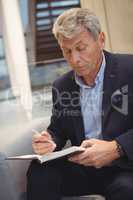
[52, 8, 101, 40]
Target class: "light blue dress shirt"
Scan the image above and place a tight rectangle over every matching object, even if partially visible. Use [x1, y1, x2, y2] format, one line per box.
[75, 53, 106, 139]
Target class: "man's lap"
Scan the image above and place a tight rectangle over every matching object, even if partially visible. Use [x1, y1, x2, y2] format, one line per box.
[104, 170, 133, 199]
[27, 158, 133, 198]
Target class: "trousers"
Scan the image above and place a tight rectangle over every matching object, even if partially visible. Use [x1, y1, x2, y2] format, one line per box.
[27, 159, 133, 200]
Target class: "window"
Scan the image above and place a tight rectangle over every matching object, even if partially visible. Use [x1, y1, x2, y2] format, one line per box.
[35, 0, 80, 63]
[0, 36, 10, 96]
[0, 36, 5, 59]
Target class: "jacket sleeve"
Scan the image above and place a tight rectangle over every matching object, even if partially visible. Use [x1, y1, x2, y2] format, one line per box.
[115, 129, 133, 161]
[47, 82, 68, 150]
[116, 56, 133, 161]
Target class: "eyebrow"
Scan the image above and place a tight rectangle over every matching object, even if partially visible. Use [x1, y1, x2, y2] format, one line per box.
[61, 40, 85, 49]
[75, 41, 84, 47]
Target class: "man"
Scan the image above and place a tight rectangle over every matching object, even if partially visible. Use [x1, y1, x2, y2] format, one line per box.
[27, 8, 133, 200]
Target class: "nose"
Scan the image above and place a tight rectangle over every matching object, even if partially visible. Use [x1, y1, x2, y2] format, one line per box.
[71, 51, 81, 65]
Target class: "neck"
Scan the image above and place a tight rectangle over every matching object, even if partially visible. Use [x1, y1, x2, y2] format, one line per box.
[83, 75, 95, 86]
[83, 53, 103, 86]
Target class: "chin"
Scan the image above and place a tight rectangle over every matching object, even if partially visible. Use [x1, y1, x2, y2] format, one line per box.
[77, 70, 90, 77]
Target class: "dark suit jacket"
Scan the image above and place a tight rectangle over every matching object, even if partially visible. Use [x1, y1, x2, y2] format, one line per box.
[47, 51, 133, 169]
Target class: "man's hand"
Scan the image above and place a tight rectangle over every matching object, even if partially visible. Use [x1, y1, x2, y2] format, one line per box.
[32, 131, 56, 155]
[68, 139, 120, 168]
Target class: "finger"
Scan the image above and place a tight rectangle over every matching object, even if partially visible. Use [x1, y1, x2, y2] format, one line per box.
[34, 144, 52, 152]
[38, 139, 56, 146]
[33, 134, 52, 144]
[78, 157, 93, 165]
[68, 151, 87, 162]
[38, 136, 51, 143]
[32, 142, 56, 156]
[41, 131, 52, 139]
[32, 139, 56, 150]
[33, 134, 43, 144]
[81, 140, 93, 148]
[33, 141, 55, 149]
[69, 156, 94, 166]
[68, 147, 93, 163]
[33, 133, 41, 139]
[33, 143, 56, 155]
[34, 147, 52, 155]
[33, 131, 51, 142]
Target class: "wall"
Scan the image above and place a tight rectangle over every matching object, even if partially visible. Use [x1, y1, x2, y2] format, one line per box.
[0, 10, 2, 35]
[81, 0, 133, 54]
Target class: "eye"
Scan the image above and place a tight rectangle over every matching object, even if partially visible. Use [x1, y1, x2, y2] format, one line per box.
[77, 44, 88, 51]
[63, 49, 71, 55]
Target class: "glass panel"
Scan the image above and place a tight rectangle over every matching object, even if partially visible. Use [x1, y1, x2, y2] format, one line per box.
[29, 60, 69, 88]
[29, 60, 70, 118]
[36, 11, 50, 18]
[0, 37, 11, 101]
[51, 0, 79, 7]
[37, 25, 52, 31]
[19, 0, 80, 90]
[36, 3, 48, 9]
[19, 0, 28, 32]
[0, 37, 4, 58]
[36, 19, 51, 26]
[0, 59, 8, 77]
[52, 9, 66, 16]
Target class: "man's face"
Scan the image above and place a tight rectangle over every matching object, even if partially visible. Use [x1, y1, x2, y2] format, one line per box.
[58, 28, 105, 77]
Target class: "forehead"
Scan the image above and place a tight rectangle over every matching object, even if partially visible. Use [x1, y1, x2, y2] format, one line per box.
[59, 29, 94, 49]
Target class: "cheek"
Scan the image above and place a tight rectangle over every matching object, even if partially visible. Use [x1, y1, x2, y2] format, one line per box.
[81, 45, 99, 62]
[80, 52, 95, 64]
[88, 46, 101, 62]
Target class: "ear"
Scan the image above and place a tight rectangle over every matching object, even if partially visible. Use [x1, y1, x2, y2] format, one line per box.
[98, 32, 105, 49]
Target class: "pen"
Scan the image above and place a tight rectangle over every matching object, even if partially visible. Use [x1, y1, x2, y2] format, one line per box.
[32, 129, 40, 135]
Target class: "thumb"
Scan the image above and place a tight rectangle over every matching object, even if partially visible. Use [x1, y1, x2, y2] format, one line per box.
[41, 131, 51, 137]
[81, 139, 94, 148]
[41, 131, 55, 142]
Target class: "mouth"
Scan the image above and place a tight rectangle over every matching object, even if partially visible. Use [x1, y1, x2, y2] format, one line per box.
[77, 65, 91, 71]
[78, 67, 87, 72]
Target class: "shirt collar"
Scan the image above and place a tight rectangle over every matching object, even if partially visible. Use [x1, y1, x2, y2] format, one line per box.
[75, 52, 106, 89]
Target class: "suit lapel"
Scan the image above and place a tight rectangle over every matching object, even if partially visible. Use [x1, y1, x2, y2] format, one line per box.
[69, 73, 85, 145]
[102, 51, 118, 131]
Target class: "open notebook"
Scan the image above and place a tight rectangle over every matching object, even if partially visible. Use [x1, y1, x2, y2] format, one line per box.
[6, 146, 85, 164]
